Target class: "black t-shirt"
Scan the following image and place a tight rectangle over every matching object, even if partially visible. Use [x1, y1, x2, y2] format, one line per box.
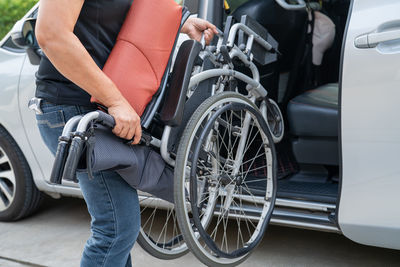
[35, 0, 132, 107]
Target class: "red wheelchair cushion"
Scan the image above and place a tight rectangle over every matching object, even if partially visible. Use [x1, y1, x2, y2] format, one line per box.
[92, 0, 183, 116]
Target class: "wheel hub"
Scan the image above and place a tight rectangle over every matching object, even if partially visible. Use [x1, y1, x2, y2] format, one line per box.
[219, 173, 232, 186]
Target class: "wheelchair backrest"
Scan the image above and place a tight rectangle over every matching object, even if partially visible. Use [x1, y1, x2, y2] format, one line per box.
[92, 0, 186, 117]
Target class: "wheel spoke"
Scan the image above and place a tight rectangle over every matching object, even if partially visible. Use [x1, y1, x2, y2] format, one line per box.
[239, 164, 270, 177]
[216, 127, 230, 157]
[242, 178, 267, 184]
[241, 127, 260, 162]
[172, 210, 178, 244]
[0, 180, 12, 201]
[222, 209, 229, 253]
[240, 144, 264, 181]
[0, 155, 9, 165]
[0, 170, 15, 184]
[160, 208, 173, 246]
[234, 193, 253, 238]
[231, 197, 257, 229]
[242, 118, 256, 156]
[146, 208, 158, 235]
[238, 184, 260, 209]
[0, 195, 6, 210]
[139, 197, 153, 215]
[235, 215, 242, 250]
[210, 195, 225, 240]
[240, 152, 266, 166]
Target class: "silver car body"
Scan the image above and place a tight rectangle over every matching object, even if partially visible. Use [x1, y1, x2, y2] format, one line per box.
[0, 0, 399, 250]
[339, 0, 400, 249]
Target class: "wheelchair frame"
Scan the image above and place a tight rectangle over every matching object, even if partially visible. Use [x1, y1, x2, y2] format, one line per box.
[53, 16, 283, 265]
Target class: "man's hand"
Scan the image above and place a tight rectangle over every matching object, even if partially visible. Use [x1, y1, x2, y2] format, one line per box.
[181, 18, 219, 45]
[108, 100, 142, 144]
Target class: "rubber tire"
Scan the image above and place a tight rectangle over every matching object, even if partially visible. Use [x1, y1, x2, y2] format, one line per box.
[0, 127, 43, 221]
[136, 229, 188, 260]
[174, 92, 276, 267]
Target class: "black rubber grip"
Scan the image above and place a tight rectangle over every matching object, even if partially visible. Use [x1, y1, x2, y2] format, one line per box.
[62, 137, 85, 182]
[49, 141, 70, 184]
[96, 111, 116, 129]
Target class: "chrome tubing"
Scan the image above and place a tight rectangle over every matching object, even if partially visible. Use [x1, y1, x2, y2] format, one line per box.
[75, 111, 101, 133]
[229, 46, 260, 82]
[61, 115, 84, 137]
[161, 126, 175, 166]
[226, 23, 274, 52]
[49, 115, 84, 185]
[189, 69, 268, 98]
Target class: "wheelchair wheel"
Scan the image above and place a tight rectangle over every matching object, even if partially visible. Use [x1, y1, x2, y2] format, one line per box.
[174, 92, 277, 266]
[263, 98, 284, 143]
[137, 194, 188, 259]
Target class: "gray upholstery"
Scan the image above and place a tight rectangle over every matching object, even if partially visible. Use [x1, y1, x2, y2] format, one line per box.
[80, 125, 174, 203]
[287, 83, 338, 137]
[287, 83, 339, 166]
[292, 137, 339, 166]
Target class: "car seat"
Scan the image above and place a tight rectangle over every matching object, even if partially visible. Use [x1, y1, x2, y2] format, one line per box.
[287, 83, 339, 165]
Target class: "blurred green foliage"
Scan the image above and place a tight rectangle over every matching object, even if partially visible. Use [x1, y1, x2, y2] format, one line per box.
[0, 0, 38, 39]
[0, 0, 250, 39]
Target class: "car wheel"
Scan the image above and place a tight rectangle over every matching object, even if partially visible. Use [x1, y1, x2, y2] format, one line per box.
[0, 127, 43, 221]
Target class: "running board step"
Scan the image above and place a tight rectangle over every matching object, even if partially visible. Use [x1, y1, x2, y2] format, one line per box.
[138, 195, 340, 232]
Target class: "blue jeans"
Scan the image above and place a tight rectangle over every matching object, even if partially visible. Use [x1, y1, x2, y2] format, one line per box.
[36, 100, 140, 267]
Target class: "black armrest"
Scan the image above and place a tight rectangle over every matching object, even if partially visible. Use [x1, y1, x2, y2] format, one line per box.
[160, 40, 202, 126]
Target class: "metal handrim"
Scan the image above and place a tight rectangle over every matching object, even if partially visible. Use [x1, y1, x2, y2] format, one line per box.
[190, 102, 273, 258]
[177, 94, 276, 265]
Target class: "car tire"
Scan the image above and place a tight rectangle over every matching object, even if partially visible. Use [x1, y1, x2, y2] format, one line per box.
[0, 126, 43, 221]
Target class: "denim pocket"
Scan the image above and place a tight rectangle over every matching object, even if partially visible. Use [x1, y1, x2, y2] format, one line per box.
[36, 110, 66, 129]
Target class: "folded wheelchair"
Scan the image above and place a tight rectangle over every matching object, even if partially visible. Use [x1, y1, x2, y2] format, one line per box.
[51, 0, 284, 266]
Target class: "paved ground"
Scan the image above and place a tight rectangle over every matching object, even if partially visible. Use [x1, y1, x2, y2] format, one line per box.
[0, 197, 399, 267]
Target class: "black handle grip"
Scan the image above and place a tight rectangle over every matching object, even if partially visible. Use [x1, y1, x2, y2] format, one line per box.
[96, 111, 116, 129]
[49, 141, 70, 184]
[62, 137, 85, 182]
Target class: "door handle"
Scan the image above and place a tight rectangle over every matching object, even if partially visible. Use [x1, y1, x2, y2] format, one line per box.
[355, 29, 400, 48]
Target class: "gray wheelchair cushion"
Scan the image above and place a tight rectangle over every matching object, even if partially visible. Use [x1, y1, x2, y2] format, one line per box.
[85, 125, 174, 203]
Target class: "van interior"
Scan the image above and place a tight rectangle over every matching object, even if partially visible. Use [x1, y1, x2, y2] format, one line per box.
[228, 0, 352, 231]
